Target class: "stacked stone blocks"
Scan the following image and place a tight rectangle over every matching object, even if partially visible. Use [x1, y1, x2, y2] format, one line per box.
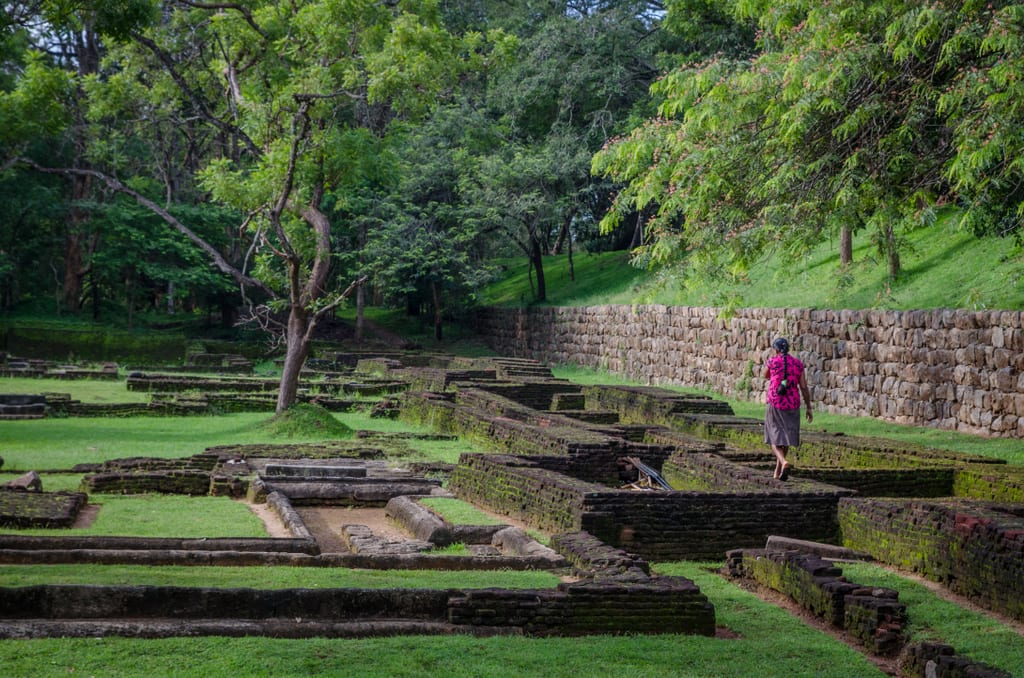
[476, 305, 1024, 438]
[726, 548, 906, 656]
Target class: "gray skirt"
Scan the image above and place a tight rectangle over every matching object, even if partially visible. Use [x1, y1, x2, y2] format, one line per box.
[764, 405, 801, 447]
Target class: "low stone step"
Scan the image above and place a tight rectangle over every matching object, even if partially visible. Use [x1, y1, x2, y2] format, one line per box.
[264, 463, 368, 479]
[0, 618, 512, 640]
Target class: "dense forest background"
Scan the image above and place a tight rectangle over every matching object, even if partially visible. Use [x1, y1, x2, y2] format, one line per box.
[3, 0, 1024, 405]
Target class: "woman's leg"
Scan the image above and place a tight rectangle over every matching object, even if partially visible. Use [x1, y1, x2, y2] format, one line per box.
[771, 444, 788, 478]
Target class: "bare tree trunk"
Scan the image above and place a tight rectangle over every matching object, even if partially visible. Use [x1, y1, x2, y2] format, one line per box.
[885, 224, 900, 279]
[63, 24, 100, 312]
[431, 279, 443, 341]
[355, 220, 366, 342]
[840, 225, 852, 267]
[276, 305, 312, 413]
[126, 266, 136, 328]
[567, 227, 574, 282]
[355, 282, 365, 342]
[630, 211, 644, 249]
[90, 268, 100, 321]
[63, 174, 94, 311]
[532, 237, 546, 302]
[62, 227, 86, 311]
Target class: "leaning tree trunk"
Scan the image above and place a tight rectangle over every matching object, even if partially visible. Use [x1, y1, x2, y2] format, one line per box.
[531, 237, 546, 302]
[62, 227, 87, 311]
[276, 304, 313, 413]
[355, 220, 366, 342]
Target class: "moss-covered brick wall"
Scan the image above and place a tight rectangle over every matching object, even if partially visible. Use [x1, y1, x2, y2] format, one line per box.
[476, 305, 1024, 438]
[664, 411, 1002, 469]
[399, 367, 499, 391]
[126, 375, 277, 393]
[451, 454, 850, 561]
[449, 454, 594, 534]
[839, 497, 1024, 621]
[579, 490, 845, 561]
[0, 491, 87, 528]
[403, 390, 666, 485]
[953, 466, 1024, 503]
[661, 451, 847, 493]
[83, 470, 213, 495]
[583, 385, 734, 425]
[549, 531, 650, 575]
[900, 642, 1014, 678]
[473, 381, 583, 411]
[727, 548, 905, 656]
[0, 578, 715, 638]
[793, 468, 955, 497]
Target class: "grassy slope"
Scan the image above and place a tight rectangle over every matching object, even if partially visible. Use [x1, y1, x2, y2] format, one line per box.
[479, 214, 1024, 311]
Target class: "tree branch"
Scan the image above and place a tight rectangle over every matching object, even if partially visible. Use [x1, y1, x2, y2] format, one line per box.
[305, 275, 369, 343]
[130, 31, 262, 157]
[176, 0, 267, 38]
[18, 159, 276, 298]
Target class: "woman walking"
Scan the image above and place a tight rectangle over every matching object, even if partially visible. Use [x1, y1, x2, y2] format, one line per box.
[764, 337, 812, 480]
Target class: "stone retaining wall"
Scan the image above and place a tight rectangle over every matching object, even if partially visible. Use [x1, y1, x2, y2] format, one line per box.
[476, 305, 1024, 437]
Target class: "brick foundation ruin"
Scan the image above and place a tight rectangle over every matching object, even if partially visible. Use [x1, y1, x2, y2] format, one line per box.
[1, 349, 1022, 670]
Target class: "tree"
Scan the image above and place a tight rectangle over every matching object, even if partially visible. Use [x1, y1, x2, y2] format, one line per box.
[1, 1, 159, 312]
[595, 0, 1024, 290]
[365, 108, 494, 340]
[457, 0, 683, 301]
[13, 0, 510, 411]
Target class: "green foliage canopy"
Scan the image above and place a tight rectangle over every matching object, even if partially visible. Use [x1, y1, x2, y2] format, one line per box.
[594, 0, 1024, 285]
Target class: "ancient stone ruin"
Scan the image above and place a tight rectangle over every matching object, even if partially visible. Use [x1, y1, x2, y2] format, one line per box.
[0, 350, 1020, 675]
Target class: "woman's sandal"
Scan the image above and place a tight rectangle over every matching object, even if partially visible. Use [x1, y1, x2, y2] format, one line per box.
[779, 464, 791, 481]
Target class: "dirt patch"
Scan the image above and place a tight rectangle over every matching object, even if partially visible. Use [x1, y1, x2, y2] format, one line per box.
[72, 504, 99, 529]
[297, 507, 413, 554]
[245, 501, 291, 538]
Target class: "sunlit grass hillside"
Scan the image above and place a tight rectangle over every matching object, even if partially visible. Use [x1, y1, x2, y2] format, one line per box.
[480, 215, 1024, 311]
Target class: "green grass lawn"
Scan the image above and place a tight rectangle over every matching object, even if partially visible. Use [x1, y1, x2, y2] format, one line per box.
[0, 494, 266, 538]
[842, 562, 1024, 674]
[0, 410, 443, 470]
[0, 562, 890, 678]
[419, 497, 506, 525]
[478, 212, 1024, 312]
[0, 632, 887, 678]
[480, 251, 647, 307]
[0, 376, 149, 403]
[0, 564, 559, 590]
